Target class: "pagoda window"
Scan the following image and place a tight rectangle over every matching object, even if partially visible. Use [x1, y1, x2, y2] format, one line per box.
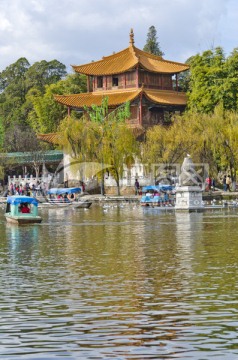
[112, 76, 119, 87]
[97, 76, 103, 88]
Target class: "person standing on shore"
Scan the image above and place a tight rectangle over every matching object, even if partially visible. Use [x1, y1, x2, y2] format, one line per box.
[226, 175, 232, 192]
[134, 179, 140, 195]
[223, 175, 227, 191]
[212, 178, 216, 191]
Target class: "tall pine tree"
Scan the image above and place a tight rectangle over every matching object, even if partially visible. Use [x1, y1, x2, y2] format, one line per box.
[143, 26, 164, 56]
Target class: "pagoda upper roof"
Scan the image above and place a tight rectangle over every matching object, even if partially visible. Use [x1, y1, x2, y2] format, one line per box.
[72, 30, 189, 76]
[54, 88, 187, 108]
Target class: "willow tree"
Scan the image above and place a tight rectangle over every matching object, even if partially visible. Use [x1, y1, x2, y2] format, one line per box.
[206, 107, 238, 186]
[142, 110, 223, 183]
[59, 115, 98, 160]
[59, 97, 138, 195]
[142, 116, 194, 183]
[101, 121, 139, 195]
[85, 97, 137, 195]
[176, 107, 238, 183]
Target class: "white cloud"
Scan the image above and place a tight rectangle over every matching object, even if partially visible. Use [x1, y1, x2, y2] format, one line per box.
[0, 0, 238, 72]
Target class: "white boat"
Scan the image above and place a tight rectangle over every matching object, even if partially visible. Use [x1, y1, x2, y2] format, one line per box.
[38, 200, 72, 208]
[38, 187, 92, 209]
[72, 199, 92, 209]
[5, 195, 42, 224]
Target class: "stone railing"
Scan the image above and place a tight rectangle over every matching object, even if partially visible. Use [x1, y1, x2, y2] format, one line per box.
[8, 175, 53, 186]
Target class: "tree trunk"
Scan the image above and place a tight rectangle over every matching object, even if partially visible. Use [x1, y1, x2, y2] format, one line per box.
[116, 178, 120, 196]
[114, 169, 121, 196]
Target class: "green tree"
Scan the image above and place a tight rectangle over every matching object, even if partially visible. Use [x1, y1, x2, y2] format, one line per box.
[143, 106, 238, 188]
[25, 60, 67, 94]
[101, 120, 139, 195]
[187, 47, 235, 113]
[222, 48, 238, 110]
[142, 116, 193, 183]
[0, 57, 30, 94]
[3, 124, 41, 153]
[0, 58, 30, 128]
[59, 98, 138, 195]
[58, 115, 98, 161]
[0, 58, 69, 146]
[0, 116, 5, 151]
[143, 25, 164, 56]
[85, 97, 132, 195]
[27, 73, 87, 134]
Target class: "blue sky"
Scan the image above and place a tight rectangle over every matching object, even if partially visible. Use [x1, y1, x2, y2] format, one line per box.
[1, 0, 238, 73]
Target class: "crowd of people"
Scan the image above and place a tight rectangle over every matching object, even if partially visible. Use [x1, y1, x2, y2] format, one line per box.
[222, 175, 232, 192]
[205, 174, 234, 192]
[7, 181, 48, 197]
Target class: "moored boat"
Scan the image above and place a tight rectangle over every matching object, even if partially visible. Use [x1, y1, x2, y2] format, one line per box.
[72, 199, 92, 209]
[140, 185, 176, 207]
[5, 195, 42, 224]
[38, 187, 92, 209]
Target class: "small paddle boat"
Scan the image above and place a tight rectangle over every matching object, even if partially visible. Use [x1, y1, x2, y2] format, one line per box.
[140, 185, 176, 207]
[5, 195, 42, 224]
[39, 187, 92, 209]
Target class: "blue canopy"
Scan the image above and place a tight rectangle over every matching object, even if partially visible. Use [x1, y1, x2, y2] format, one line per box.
[7, 195, 39, 206]
[158, 184, 175, 192]
[142, 185, 175, 192]
[142, 185, 159, 192]
[47, 187, 81, 195]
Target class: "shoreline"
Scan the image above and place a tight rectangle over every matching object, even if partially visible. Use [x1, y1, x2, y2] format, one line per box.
[80, 190, 238, 203]
[1, 190, 238, 205]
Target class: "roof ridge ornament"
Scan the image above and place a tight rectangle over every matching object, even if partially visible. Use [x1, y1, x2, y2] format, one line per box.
[129, 28, 134, 46]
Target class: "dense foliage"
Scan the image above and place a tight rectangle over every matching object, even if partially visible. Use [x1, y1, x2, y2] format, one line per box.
[142, 105, 238, 185]
[0, 58, 86, 152]
[187, 47, 238, 113]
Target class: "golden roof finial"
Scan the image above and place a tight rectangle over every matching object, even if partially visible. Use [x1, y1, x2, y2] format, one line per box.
[129, 28, 134, 46]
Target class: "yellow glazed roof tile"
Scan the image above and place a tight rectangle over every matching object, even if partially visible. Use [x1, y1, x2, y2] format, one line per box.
[37, 132, 62, 144]
[73, 48, 138, 76]
[72, 45, 189, 76]
[54, 89, 187, 108]
[54, 89, 141, 107]
[144, 89, 187, 105]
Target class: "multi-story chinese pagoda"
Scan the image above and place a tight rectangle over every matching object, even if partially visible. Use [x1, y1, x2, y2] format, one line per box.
[54, 29, 189, 133]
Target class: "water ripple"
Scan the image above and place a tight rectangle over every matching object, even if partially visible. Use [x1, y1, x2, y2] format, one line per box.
[1, 205, 238, 358]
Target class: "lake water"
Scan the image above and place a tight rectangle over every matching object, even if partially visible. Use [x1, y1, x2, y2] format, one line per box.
[1, 203, 238, 359]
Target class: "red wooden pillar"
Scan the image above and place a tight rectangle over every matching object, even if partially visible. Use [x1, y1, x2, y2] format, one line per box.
[139, 91, 143, 125]
[87, 76, 90, 92]
[176, 74, 178, 91]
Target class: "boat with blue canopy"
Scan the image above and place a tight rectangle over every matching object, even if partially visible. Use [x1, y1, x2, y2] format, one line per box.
[140, 185, 176, 207]
[47, 187, 81, 195]
[5, 195, 42, 224]
[39, 187, 92, 209]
